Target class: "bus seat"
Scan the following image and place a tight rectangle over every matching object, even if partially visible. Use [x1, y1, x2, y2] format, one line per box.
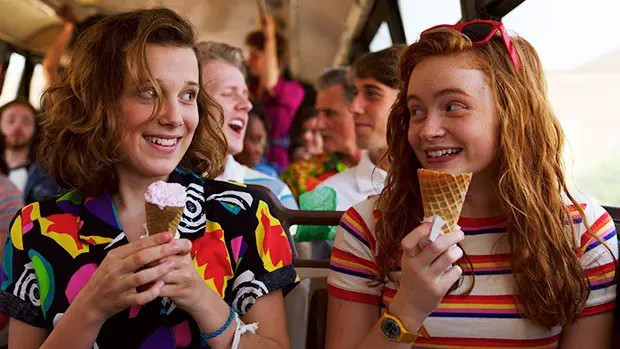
[284, 276, 328, 349]
[307, 288, 329, 349]
[247, 185, 343, 349]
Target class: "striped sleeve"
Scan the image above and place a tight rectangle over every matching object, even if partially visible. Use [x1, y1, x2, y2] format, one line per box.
[327, 198, 383, 306]
[243, 173, 299, 210]
[0, 182, 23, 237]
[277, 182, 299, 210]
[575, 203, 617, 317]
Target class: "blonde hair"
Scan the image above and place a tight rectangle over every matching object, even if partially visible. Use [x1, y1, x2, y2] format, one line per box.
[376, 29, 615, 328]
[197, 41, 246, 74]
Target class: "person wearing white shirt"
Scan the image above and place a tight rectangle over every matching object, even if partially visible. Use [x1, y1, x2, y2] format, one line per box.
[317, 152, 386, 211]
[315, 45, 406, 211]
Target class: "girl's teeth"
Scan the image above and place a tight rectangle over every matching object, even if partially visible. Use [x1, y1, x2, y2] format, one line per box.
[427, 148, 461, 158]
[230, 120, 244, 128]
[145, 136, 177, 147]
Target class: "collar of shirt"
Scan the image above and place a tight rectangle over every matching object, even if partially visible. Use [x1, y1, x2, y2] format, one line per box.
[217, 155, 248, 184]
[55, 168, 201, 249]
[353, 152, 387, 194]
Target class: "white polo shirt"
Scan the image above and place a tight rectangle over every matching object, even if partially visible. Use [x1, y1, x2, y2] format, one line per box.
[316, 152, 387, 211]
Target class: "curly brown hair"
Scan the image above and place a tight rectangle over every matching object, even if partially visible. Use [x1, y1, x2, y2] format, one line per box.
[38, 8, 227, 196]
[376, 29, 615, 328]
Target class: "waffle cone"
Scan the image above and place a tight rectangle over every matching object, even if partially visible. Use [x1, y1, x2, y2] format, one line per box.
[418, 169, 472, 234]
[145, 202, 184, 236]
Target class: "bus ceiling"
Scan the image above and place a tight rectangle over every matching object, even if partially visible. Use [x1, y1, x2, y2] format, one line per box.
[0, 0, 529, 83]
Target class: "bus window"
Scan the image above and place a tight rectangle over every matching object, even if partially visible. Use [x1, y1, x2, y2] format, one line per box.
[398, 0, 461, 44]
[0, 52, 26, 106]
[29, 64, 45, 109]
[503, 0, 620, 207]
[369, 22, 392, 52]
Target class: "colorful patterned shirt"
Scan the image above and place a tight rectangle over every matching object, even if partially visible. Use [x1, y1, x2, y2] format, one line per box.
[0, 168, 298, 348]
[281, 152, 350, 202]
[328, 194, 617, 348]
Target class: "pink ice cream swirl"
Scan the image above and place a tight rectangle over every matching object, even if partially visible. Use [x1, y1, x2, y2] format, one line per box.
[144, 181, 187, 210]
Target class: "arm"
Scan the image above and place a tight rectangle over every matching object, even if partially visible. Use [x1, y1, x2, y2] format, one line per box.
[172, 190, 296, 348]
[8, 319, 47, 349]
[561, 207, 618, 349]
[260, 16, 280, 95]
[6, 233, 183, 349]
[185, 288, 290, 349]
[37, 294, 106, 349]
[558, 312, 614, 348]
[161, 245, 291, 349]
[326, 296, 417, 349]
[325, 218, 464, 349]
[42, 22, 74, 85]
[238, 290, 291, 349]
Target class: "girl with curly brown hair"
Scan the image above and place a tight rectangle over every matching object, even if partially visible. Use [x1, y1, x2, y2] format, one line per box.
[0, 8, 297, 349]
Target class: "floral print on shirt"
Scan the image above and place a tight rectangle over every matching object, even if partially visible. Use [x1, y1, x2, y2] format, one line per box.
[280, 152, 349, 202]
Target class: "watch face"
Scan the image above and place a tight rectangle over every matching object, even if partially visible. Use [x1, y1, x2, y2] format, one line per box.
[381, 317, 401, 340]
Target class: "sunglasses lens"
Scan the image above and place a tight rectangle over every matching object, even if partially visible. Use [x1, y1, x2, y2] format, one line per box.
[462, 22, 495, 42]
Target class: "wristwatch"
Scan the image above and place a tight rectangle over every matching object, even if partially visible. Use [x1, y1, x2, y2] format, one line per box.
[379, 309, 423, 343]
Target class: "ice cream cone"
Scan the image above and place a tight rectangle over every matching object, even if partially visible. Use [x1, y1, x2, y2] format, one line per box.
[417, 169, 472, 234]
[145, 203, 184, 236]
[144, 181, 187, 236]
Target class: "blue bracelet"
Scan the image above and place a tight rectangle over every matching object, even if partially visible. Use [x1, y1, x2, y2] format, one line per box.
[200, 306, 236, 344]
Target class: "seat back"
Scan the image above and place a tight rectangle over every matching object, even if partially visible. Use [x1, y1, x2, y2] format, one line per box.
[284, 276, 328, 349]
[307, 288, 329, 349]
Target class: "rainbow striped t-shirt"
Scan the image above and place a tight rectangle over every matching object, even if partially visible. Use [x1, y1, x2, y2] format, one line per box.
[327, 194, 617, 348]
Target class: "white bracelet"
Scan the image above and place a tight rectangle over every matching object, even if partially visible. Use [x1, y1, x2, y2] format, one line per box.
[231, 312, 259, 349]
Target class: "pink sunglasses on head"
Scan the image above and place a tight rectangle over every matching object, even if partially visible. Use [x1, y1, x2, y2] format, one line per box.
[422, 20, 520, 70]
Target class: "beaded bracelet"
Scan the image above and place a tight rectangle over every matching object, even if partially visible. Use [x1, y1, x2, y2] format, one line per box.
[200, 306, 236, 344]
